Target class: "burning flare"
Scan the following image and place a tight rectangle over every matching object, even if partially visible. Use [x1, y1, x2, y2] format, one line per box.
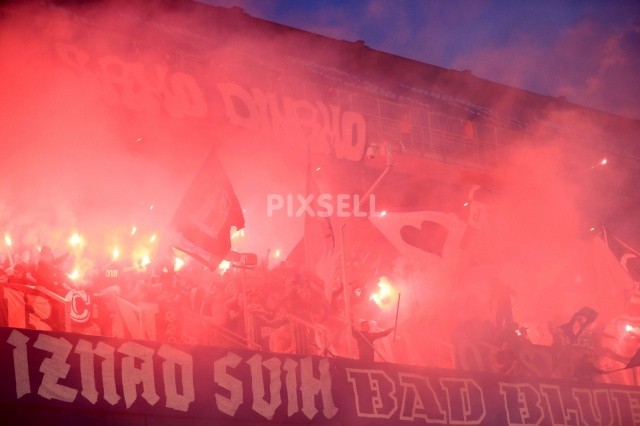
[370, 276, 397, 308]
[132, 246, 152, 271]
[112, 247, 120, 261]
[68, 232, 86, 250]
[174, 256, 185, 272]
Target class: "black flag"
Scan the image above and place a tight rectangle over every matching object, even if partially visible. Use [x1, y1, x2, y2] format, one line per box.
[170, 149, 245, 269]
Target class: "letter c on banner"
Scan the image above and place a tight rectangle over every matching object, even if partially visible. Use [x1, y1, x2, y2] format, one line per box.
[67, 289, 91, 324]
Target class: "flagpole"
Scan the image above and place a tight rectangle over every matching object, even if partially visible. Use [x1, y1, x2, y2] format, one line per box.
[340, 225, 352, 358]
[393, 293, 401, 341]
[342, 143, 395, 358]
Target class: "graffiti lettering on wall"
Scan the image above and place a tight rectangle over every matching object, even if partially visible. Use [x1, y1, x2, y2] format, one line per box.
[217, 82, 365, 161]
[54, 43, 207, 118]
[53, 43, 366, 161]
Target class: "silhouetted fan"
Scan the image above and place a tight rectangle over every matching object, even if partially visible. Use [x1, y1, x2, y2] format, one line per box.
[400, 220, 449, 257]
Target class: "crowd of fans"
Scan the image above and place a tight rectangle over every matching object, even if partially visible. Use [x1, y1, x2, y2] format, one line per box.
[0, 243, 361, 358]
[0, 241, 627, 381]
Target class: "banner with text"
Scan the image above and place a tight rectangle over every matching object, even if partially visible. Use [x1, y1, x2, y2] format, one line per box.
[1, 327, 639, 425]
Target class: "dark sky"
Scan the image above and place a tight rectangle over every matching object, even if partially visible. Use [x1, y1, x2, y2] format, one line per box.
[200, 0, 640, 120]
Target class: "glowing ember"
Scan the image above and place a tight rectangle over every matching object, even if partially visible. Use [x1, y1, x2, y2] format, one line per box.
[140, 255, 151, 268]
[131, 225, 138, 236]
[174, 257, 185, 272]
[273, 249, 281, 258]
[149, 233, 157, 243]
[370, 276, 396, 307]
[67, 267, 80, 281]
[600, 158, 607, 166]
[231, 228, 245, 240]
[626, 324, 634, 333]
[315, 167, 321, 172]
[4, 233, 12, 247]
[380, 210, 387, 217]
[112, 247, 120, 261]
[218, 260, 232, 275]
[463, 202, 470, 207]
[68, 232, 85, 248]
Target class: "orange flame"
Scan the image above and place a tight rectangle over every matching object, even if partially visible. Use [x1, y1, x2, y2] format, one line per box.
[132, 246, 152, 271]
[370, 276, 397, 308]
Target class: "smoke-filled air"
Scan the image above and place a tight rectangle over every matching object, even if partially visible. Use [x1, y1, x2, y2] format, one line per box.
[1, 0, 640, 389]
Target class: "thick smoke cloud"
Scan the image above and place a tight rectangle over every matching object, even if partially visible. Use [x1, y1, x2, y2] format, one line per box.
[1, 0, 638, 370]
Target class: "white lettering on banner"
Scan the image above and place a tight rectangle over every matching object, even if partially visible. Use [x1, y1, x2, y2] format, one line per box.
[214, 351, 244, 416]
[214, 353, 337, 420]
[572, 388, 614, 425]
[9, 329, 640, 424]
[499, 383, 544, 425]
[283, 358, 298, 416]
[299, 357, 338, 419]
[33, 334, 78, 402]
[217, 82, 366, 161]
[248, 354, 282, 420]
[346, 368, 398, 419]
[346, 369, 489, 424]
[75, 339, 120, 405]
[611, 390, 640, 425]
[7, 329, 31, 398]
[6, 330, 194, 412]
[540, 385, 579, 425]
[398, 373, 446, 423]
[118, 341, 160, 408]
[158, 344, 195, 412]
[500, 383, 640, 425]
[54, 43, 207, 118]
[439, 378, 486, 424]
[67, 289, 91, 324]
